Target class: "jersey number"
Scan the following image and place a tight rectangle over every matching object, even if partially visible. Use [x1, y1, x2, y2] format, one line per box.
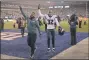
[48, 20, 53, 24]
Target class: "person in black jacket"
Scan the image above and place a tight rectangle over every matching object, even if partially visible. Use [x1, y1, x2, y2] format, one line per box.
[17, 17, 22, 29]
[68, 14, 78, 45]
[0, 18, 4, 40]
[78, 15, 82, 28]
[0, 18, 4, 31]
[0, 18, 2, 40]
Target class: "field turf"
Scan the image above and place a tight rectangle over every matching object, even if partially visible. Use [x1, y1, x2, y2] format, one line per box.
[4, 20, 88, 32]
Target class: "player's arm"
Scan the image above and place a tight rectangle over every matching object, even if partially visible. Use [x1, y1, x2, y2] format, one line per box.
[55, 18, 60, 27]
[36, 20, 41, 35]
[43, 17, 47, 24]
[75, 16, 78, 25]
[38, 18, 43, 26]
[38, 4, 44, 17]
[19, 6, 28, 20]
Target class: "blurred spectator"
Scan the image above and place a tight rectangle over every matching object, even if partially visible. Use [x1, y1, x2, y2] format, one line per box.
[68, 14, 78, 45]
[20, 17, 26, 37]
[78, 15, 82, 28]
[17, 17, 22, 29]
[13, 20, 16, 28]
[0, 18, 4, 31]
[57, 15, 61, 22]
[55, 15, 61, 28]
[13, 23, 16, 28]
[84, 17, 87, 25]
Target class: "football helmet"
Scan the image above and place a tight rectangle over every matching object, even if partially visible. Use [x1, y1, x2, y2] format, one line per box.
[58, 27, 65, 36]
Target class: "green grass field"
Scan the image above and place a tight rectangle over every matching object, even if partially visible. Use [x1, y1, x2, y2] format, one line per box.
[4, 20, 88, 32]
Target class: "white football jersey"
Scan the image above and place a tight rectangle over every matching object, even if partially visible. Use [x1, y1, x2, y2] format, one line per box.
[38, 9, 60, 29]
[44, 15, 59, 29]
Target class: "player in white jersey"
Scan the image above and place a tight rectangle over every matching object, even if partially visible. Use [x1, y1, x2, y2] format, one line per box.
[38, 4, 60, 52]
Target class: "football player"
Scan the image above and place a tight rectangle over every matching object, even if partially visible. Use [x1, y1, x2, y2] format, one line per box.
[38, 4, 60, 52]
[19, 6, 41, 58]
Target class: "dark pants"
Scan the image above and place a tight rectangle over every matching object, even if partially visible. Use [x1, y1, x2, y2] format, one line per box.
[47, 29, 55, 48]
[13, 24, 15, 28]
[21, 27, 25, 37]
[70, 28, 77, 45]
[84, 21, 86, 25]
[18, 24, 21, 29]
[45, 24, 47, 32]
[1, 24, 4, 30]
[27, 33, 37, 56]
[79, 21, 82, 28]
[0, 29, 1, 41]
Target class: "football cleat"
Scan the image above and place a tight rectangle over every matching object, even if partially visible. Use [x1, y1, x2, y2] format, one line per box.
[52, 48, 55, 52]
[47, 48, 51, 52]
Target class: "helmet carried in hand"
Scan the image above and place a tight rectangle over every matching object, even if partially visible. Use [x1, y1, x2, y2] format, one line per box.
[58, 27, 65, 36]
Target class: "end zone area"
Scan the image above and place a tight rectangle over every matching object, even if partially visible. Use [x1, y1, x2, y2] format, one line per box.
[1, 29, 88, 59]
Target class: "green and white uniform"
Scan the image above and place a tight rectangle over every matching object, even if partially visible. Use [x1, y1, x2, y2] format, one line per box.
[20, 7, 40, 56]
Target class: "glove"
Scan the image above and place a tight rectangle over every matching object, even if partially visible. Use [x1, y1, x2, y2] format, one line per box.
[38, 4, 41, 9]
